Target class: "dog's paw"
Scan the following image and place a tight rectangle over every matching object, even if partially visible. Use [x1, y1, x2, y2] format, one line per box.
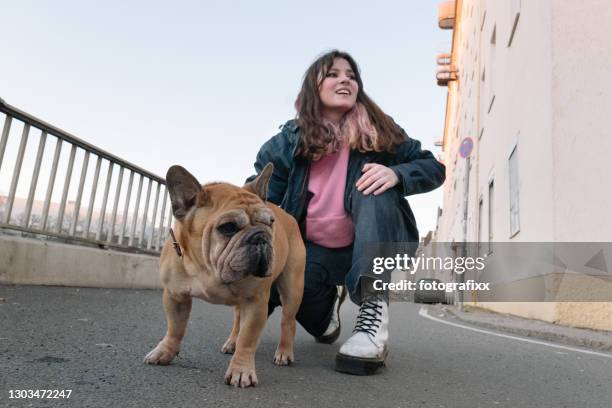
[272, 346, 294, 366]
[224, 363, 258, 388]
[143, 342, 179, 365]
[221, 338, 236, 354]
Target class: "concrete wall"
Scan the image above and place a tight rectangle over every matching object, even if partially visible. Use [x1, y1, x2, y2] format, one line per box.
[442, 0, 556, 244]
[434, 0, 612, 330]
[482, 0, 555, 243]
[550, 0, 612, 242]
[549, 0, 612, 329]
[437, 0, 557, 244]
[0, 235, 161, 289]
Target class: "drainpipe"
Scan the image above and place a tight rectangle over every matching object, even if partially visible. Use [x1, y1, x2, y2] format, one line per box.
[459, 156, 470, 311]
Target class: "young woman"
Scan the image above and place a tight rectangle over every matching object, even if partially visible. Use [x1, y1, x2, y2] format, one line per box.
[246, 50, 445, 375]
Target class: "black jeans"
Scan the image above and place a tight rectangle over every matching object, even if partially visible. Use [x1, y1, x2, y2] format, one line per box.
[268, 241, 352, 337]
[268, 187, 415, 337]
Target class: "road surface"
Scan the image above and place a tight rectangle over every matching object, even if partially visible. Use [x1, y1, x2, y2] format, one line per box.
[1, 285, 611, 407]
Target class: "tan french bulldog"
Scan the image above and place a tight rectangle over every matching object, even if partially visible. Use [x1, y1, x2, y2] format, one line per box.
[144, 163, 305, 388]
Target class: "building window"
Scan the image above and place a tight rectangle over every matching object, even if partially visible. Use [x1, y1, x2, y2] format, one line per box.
[488, 25, 496, 113]
[488, 94, 496, 113]
[481, 10, 487, 31]
[508, 0, 521, 46]
[508, 145, 520, 236]
[488, 179, 494, 253]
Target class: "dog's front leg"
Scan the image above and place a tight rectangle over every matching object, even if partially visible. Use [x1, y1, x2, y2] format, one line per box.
[221, 306, 240, 354]
[224, 297, 267, 387]
[144, 289, 192, 365]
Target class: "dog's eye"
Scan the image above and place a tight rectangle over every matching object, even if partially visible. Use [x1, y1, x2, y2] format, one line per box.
[217, 222, 240, 237]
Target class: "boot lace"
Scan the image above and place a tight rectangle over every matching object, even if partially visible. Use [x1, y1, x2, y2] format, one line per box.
[353, 299, 383, 337]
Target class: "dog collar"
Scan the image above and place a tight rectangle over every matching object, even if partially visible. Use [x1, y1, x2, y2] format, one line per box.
[169, 228, 183, 258]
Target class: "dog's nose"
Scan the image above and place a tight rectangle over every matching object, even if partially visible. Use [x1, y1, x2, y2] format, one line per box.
[253, 255, 269, 278]
[247, 231, 267, 245]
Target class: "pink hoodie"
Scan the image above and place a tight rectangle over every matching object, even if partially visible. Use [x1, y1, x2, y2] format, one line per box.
[305, 143, 355, 248]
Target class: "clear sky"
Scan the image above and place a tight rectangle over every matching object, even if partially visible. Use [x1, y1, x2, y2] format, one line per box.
[0, 0, 451, 235]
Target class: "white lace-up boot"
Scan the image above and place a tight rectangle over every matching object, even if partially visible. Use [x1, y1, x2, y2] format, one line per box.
[335, 294, 389, 375]
[315, 286, 347, 344]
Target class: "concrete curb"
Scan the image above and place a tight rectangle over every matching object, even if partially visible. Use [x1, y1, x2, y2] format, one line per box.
[0, 235, 161, 289]
[431, 303, 612, 353]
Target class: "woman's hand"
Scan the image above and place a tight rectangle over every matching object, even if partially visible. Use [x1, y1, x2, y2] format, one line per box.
[356, 163, 399, 196]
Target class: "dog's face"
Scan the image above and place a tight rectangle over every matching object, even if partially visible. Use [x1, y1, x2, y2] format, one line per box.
[166, 164, 275, 283]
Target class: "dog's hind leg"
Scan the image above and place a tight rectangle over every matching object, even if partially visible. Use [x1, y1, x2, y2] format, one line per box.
[272, 246, 305, 366]
[221, 306, 240, 354]
[144, 289, 192, 365]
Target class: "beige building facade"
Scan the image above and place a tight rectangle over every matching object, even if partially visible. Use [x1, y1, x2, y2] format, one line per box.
[434, 0, 612, 330]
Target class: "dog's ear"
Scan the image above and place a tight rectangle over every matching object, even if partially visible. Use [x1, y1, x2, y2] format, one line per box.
[166, 165, 203, 220]
[244, 162, 274, 201]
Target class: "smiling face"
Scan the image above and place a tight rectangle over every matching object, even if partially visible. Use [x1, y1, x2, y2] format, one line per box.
[318, 57, 359, 123]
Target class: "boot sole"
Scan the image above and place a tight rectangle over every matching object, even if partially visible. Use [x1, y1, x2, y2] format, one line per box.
[335, 348, 388, 376]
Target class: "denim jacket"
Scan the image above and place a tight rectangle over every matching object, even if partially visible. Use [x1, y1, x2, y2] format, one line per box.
[246, 119, 446, 242]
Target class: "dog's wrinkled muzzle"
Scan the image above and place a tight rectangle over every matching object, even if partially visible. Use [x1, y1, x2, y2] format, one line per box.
[222, 230, 273, 283]
[246, 231, 273, 278]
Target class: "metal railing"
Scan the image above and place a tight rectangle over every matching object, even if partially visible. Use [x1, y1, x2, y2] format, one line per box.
[0, 97, 173, 255]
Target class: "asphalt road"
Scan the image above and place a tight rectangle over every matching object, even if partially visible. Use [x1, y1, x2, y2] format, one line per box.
[1, 284, 611, 408]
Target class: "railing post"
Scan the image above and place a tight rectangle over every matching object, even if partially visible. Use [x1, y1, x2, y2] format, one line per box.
[128, 174, 143, 247]
[138, 178, 153, 248]
[108, 166, 124, 243]
[156, 187, 168, 250]
[0, 116, 12, 172]
[96, 162, 113, 241]
[83, 156, 102, 238]
[147, 182, 161, 249]
[70, 151, 90, 236]
[56, 144, 77, 233]
[118, 170, 134, 245]
[23, 131, 47, 227]
[4, 123, 30, 223]
[41, 137, 62, 230]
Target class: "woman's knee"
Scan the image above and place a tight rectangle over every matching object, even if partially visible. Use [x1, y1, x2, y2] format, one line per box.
[351, 187, 403, 215]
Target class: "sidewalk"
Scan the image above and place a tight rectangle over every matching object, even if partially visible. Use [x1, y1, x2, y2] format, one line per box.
[427, 303, 612, 352]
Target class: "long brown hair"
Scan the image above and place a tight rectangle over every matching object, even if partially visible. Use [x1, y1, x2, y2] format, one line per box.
[294, 50, 405, 160]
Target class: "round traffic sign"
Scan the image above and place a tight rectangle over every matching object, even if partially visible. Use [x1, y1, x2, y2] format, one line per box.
[459, 137, 474, 158]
